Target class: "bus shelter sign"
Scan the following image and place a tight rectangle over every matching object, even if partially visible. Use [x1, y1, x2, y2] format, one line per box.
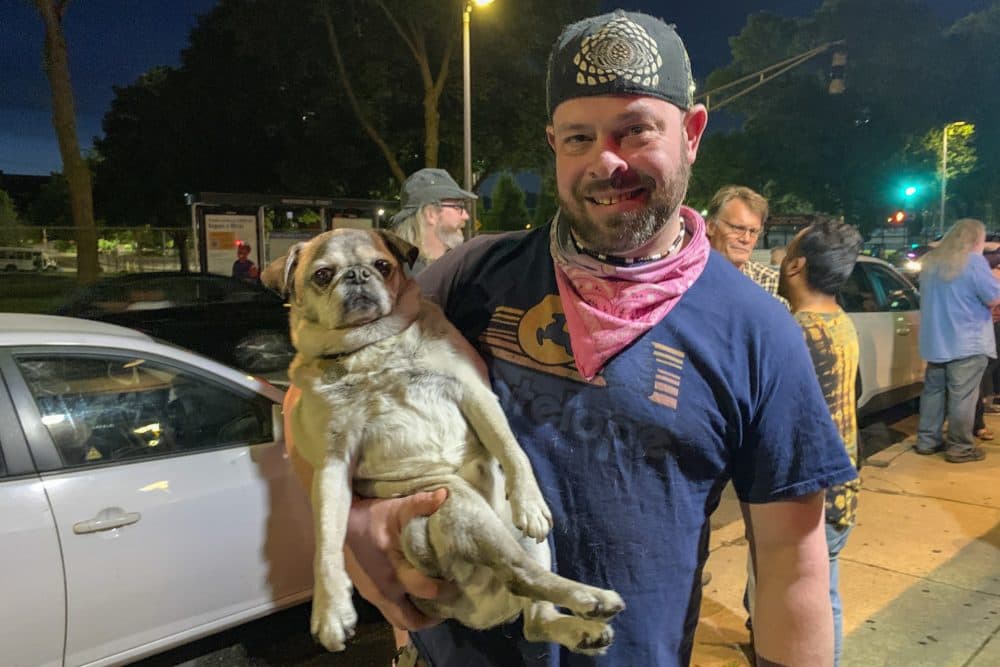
[204, 214, 258, 276]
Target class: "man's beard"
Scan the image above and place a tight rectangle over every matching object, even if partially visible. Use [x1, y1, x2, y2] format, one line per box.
[436, 227, 465, 251]
[560, 157, 690, 256]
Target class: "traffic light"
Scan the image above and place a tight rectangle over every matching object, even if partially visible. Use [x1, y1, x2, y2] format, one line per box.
[903, 185, 917, 197]
[829, 49, 847, 94]
[888, 210, 906, 226]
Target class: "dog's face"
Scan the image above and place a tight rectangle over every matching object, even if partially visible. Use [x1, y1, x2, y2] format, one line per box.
[262, 229, 418, 332]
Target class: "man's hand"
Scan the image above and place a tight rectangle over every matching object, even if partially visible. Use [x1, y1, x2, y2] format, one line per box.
[345, 489, 455, 630]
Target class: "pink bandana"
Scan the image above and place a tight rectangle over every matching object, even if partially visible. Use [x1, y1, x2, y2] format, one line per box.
[551, 206, 710, 381]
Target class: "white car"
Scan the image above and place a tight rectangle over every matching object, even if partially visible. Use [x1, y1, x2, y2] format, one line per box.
[0, 314, 313, 667]
[841, 255, 925, 416]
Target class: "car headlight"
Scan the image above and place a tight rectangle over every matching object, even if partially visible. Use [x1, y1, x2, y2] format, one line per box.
[904, 260, 922, 273]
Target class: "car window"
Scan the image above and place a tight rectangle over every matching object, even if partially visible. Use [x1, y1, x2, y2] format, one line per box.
[198, 276, 264, 304]
[838, 264, 880, 313]
[14, 354, 273, 468]
[865, 264, 920, 312]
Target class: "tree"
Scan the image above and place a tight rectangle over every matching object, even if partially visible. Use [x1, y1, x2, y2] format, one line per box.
[33, 0, 99, 282]
[0, 189, 20, 246]
[93, 0, 597, 217]
[698, 0, 952, 236]
[482, 172, 530, 232]
[532, 168, 559, 228]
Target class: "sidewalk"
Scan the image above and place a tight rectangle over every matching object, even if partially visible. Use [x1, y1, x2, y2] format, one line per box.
[691, 411, 1000, 666]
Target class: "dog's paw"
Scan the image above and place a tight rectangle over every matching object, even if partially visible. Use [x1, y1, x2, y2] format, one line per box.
[571, 588, 626, 621]
[511, 495, 553, 542]
[509, 484, 553, 542]
[574, 623, 615, 656]
[311, 590, 358, 652]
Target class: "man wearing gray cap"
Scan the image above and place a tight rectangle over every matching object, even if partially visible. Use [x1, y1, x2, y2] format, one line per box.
[339, 10, 853, 666]
[391, 168, 476, 271]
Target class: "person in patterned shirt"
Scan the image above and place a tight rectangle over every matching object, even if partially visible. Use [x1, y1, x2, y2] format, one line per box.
[777, 218, 864, 667]
[705, 185, 785, 301]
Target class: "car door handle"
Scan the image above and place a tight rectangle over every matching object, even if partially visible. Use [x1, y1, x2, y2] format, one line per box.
[73, 511, 142, 534]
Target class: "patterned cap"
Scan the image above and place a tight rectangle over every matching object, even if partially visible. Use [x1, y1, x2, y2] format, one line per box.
[546, 10, 695, 118]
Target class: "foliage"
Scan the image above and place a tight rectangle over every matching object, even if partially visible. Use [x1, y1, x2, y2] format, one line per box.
[482, 172, 530, 232]
[694, 0, 961, 237]
[93, 0, 598, 225]
[26, 174, 73, 228]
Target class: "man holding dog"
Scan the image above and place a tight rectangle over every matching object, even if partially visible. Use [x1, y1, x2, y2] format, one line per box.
[295, 9, 854, 666]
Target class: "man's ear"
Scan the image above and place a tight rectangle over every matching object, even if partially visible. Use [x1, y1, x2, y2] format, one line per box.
[377, 230, 419, 269]
[683, 104, 709, 162]
[785, 255, 807, 277]
[546, 125, 556, 153]
[260, 242, 304, 299]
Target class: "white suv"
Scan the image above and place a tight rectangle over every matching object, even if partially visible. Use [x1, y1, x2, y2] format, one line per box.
[840, 255, 924, 417]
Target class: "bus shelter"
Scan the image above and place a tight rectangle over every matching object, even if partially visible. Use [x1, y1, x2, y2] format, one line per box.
[189, 192, 398, 275]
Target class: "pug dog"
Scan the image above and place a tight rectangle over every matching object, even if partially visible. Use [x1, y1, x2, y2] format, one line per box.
[263, 228, 624, 656]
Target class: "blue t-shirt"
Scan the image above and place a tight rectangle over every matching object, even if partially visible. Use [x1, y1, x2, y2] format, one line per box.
[919, 252, 1000, 363]
[413, 226, 856, 666]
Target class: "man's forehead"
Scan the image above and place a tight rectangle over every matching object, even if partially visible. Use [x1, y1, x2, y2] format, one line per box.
[550, 95, 680, 130]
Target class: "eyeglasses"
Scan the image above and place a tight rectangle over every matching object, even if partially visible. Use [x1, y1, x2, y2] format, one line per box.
[438, 202, 468, 213]
[716, 218, 761, 240]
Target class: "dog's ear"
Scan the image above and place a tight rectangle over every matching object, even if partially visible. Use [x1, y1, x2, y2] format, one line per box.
[260, 243, 305, 299]
[377, 230, 419, 269]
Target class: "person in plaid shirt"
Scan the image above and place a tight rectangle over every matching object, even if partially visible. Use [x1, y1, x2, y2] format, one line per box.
[705, 185, 783, 300]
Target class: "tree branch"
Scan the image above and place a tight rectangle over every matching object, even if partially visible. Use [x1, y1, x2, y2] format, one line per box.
[321, 4, 405, 184]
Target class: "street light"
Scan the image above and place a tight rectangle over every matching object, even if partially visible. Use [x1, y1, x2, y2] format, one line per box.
[463, 0, 494, 207]
[940, 121, 970, 237]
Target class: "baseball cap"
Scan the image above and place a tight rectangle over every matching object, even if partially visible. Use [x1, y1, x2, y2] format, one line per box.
[391, 168, 477, 224]
[546, 10, 696, 118]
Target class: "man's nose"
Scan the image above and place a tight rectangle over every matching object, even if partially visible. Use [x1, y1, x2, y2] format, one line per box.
[588, 145, 629, 180]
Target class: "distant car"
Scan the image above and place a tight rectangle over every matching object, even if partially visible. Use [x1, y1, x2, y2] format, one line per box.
[55, 272, 294, 374]
[0, 314, 313, 667]
[839, 256, 924, 417]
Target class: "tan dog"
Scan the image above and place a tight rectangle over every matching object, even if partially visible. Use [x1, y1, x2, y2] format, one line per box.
[263, 228, 624, 655]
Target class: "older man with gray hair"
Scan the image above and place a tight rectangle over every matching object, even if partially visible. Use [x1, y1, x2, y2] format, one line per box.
[706, 184, 780, 298]
[390, 168, 477, 272]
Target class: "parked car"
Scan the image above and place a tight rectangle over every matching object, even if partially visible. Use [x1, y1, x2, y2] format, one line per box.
[0, 314, 313, 667]
[54, 272, 294, 374]
[840, 256, 925, 417]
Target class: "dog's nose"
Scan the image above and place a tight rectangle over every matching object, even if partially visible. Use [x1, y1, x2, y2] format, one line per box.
[344, 266, 372, 284]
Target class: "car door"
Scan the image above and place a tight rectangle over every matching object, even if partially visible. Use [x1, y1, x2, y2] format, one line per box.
[864, 262, 924, 392]
[0, 382, 65, 667]
[3, 349, 314, 667]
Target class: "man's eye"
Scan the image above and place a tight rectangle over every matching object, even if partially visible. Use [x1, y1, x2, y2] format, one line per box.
[312, 268, 335, 286]
[373, 259, 392, 277]
[564, 134, 591, 144]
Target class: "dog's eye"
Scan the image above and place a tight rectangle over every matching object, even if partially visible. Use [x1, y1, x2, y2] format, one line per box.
[312, 267, 335, 286]
[373, 259, 393, 278]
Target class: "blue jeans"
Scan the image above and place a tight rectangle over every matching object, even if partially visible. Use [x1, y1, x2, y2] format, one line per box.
[917, 355, 989, 456]
[827, 522, 853, 667]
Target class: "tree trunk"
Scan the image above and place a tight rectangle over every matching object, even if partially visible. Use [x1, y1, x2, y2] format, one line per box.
[35, 0, 100, 284]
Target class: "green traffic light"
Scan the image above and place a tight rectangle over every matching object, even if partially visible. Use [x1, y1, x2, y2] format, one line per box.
[904, 186, 917, 197]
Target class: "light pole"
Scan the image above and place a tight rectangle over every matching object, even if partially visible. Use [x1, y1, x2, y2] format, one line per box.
[940, 121, 969, 237]
[462, 0, 494, 228]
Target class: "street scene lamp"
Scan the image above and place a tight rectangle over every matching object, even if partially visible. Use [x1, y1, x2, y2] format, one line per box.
[940, 120, 970, 237]
[463, 0, 494, 198]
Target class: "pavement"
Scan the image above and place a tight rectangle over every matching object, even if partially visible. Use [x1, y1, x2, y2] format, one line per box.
[692, 410, 1000, 667]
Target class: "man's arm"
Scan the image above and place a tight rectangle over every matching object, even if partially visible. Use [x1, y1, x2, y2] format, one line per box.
[743, 491, 832, 667]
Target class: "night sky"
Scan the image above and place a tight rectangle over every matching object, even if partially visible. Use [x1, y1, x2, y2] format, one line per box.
[0, 0, 989, 176]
